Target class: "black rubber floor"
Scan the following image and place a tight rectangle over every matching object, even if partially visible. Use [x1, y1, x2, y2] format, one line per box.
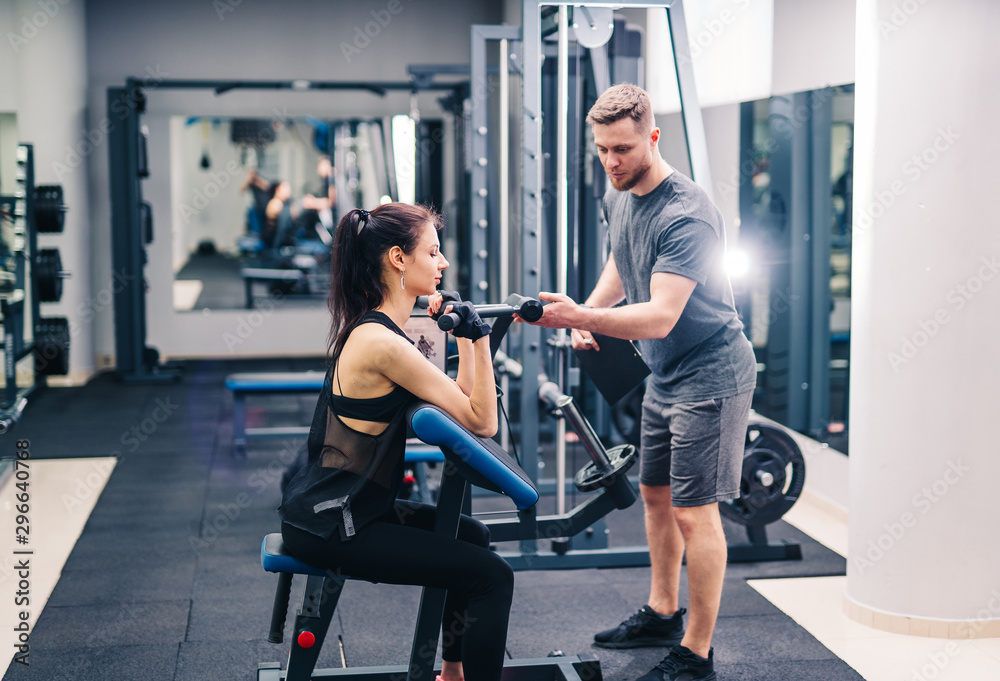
[3, 361, 864, 681]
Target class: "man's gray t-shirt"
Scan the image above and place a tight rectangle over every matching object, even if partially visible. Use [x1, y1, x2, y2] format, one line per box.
[603, 171, 756, 404]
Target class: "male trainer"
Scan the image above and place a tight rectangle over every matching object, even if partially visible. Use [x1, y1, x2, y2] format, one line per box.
[528, 84, 756, 681]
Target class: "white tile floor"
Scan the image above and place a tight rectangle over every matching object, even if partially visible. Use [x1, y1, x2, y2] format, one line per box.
[172, 279, 205, 311]
[1, 457, 116, 670]
[765, 493, 1000, 681]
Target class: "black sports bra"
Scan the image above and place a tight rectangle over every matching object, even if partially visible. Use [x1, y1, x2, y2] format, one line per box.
[330, 311, 414, 422]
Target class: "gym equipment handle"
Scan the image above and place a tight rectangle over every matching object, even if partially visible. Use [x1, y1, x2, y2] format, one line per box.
[538, 382, 612, 473]
[416, 293, 544, 331]
[268, 572, 293, 644]
[0, 397, 28, 435]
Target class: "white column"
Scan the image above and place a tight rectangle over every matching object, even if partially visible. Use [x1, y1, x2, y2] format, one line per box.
[847, 0, 1000, 635]
[14, 0, 94, 379]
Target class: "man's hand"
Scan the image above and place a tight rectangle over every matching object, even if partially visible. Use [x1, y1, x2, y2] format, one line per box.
[530, 292, 585, 327]
[522, 292, 601, 351]
[570, 328, 600, 351]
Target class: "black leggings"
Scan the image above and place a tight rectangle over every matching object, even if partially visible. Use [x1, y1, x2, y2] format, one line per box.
[281, 500, 514, 681]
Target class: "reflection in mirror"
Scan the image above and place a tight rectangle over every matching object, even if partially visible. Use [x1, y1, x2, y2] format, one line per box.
[171, 115, 420, 311]
[736, 85, 854, 445]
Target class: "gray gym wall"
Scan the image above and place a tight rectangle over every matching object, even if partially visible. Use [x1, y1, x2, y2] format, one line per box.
[0, 114, 18, 196]
[0, 0, 857, 373]
[85, 0, 503, 362]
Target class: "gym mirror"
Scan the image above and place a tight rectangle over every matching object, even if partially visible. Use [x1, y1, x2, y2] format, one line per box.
[170, 114, 418, 311]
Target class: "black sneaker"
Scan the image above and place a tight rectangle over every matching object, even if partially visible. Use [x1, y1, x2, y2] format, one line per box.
[593, 605, 686, 649]
[636, 645, 716, 681]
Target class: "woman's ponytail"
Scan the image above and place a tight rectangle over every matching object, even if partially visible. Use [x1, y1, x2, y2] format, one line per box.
[326, 203, 442, 360]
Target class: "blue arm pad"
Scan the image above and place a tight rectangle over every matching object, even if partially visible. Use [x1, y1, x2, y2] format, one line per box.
[407, 403, 538, 510]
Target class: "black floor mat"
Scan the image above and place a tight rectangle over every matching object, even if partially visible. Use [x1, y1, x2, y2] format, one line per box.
[4, 361, 862, 681]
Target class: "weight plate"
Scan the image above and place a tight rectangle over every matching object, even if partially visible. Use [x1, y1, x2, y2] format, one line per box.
[34, 185, 67, 233]
[721, 422, 806, 527]
[574, 444, 637, 492]
[33, 316, 70, 376]
[36, 248, 63, 302]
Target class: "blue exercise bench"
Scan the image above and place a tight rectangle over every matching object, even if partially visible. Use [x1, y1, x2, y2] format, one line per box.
[226, 372, 326, 457]
[258, 401, 602, 681]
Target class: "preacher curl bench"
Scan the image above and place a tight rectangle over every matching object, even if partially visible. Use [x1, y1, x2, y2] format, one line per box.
[258, 401, 605, 681]
[257, 295, 642, 680]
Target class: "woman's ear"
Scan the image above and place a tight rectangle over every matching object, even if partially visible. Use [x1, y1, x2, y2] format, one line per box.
[387, 245, 406, 272]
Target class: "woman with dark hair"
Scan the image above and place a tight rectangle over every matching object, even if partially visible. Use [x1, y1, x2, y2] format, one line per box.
[279, 203, 510, 681]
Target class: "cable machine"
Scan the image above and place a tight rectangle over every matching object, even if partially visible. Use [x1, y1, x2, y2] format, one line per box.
[461, 1, 804, 567]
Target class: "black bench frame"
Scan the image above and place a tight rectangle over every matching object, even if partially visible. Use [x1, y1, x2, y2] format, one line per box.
[259, 428, 602, 681]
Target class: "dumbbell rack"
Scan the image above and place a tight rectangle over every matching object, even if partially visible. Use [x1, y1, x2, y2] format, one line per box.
[0, 143, 70, 433]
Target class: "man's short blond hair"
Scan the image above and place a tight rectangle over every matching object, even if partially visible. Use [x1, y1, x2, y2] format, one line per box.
[586, 83, 654, 132]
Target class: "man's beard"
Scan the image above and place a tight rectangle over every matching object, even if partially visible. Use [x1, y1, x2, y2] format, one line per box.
[607, 157, 652, 191]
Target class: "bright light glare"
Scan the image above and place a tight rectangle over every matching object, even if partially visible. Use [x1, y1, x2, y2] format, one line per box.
[379, 195, 392, 205]
[725, 249, 751, 278]
[392, 114, 416, 205]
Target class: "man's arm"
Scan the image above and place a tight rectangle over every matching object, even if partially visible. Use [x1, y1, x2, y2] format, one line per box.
[241, 170, 270, 193]
[301, 194, 328, 210]
[532, 252, 624, 350]
[583, 252, 626, 308]
[302, 182, 337, 211]
[535, 271, 696, 342]
[265, 197, 283, 221]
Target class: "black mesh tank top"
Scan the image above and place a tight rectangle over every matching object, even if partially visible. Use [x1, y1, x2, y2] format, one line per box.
[278, 311, 416, 540]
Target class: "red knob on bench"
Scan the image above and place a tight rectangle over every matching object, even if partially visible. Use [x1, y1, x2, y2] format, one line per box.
[297, 630, 316, 648]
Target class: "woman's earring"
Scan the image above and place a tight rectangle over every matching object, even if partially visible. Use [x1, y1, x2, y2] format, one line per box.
[400, 269, 406, 290]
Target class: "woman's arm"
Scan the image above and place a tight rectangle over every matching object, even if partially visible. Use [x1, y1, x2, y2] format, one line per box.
[379, 332, 498, 437]
[454, 337, 475, 396]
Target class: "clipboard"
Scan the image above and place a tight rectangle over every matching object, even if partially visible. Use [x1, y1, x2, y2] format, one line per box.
[574, 333, 651, 405]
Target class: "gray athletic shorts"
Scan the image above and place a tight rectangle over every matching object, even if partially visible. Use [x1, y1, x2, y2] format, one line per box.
[638, 389, 754, 507]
